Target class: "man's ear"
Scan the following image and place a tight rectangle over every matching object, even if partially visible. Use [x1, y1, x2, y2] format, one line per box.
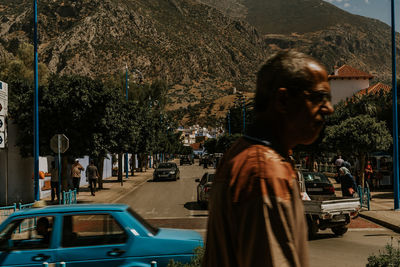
[274, 87, 290, 113]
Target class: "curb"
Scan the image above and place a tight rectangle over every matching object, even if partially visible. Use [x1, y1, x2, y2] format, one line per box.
[359, 212, 400, 233]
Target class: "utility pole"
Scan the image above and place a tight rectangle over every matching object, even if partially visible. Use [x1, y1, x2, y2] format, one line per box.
[228, 109, 231, 135]
[242, 95, 246, 134]
[391, 0, 400, 210]
[33, 0, 40, 201]
[125, 64, 129, 179]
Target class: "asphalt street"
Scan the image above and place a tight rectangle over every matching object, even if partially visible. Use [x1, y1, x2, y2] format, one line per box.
[117, 161, 400, 266]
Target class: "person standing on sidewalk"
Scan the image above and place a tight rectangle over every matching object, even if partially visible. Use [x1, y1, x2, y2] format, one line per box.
[203, 50, 334, 267]
[50, 161, 59, 203]
[86, 160, 99, 196]
[71, 159, 84, 194]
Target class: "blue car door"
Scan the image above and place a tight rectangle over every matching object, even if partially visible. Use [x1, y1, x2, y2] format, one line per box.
[0, 216, 57, 266]
[56, 213, 131, 266]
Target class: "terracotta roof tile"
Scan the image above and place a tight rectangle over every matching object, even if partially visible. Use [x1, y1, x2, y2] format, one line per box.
[356, 82, 391, 97]
[328, 65, 373, 80]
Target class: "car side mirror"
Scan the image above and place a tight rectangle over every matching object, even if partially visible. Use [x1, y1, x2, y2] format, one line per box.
[195, 179, 200, 183]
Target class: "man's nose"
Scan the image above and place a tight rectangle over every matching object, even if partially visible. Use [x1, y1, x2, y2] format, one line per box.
[322, 100, 334, 114]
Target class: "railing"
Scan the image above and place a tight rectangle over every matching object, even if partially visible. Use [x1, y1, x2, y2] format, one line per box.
[358, 185, 370, 210]
[0, 203, 17, 224]
[63, 189, 77, 205]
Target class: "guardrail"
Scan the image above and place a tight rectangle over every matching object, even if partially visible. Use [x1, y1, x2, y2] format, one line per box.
[63, 189, 77, 205]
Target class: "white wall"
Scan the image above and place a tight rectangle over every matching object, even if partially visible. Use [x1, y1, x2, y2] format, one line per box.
[330, 79, 370, 105]
[0, 122, 34, 206]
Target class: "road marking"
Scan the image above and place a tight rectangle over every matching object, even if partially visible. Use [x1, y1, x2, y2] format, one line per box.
[112, 178, 150, 203]
[348, 228, 388, 232]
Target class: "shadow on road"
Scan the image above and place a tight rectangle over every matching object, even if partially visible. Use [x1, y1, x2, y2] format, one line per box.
[184, 201, 207, 211]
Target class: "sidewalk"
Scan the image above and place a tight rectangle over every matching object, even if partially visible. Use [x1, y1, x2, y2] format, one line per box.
[44, 170, 153, 205]
[358, 190, 400, 233]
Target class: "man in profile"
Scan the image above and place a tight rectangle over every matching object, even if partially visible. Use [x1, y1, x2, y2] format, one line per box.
[203, 50, 334, 267]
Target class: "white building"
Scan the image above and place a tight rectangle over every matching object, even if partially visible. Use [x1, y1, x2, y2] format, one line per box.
[328, 65, 373, 105]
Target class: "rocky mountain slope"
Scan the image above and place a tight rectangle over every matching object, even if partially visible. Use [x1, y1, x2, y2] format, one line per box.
[0, 0, 399, 126]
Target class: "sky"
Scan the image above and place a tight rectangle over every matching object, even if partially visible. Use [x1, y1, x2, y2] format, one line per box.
[323, 0, 400, 29]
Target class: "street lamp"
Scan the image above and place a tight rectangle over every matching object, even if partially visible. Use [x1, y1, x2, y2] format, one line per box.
[390, 0, 400, 210]
[242, 95, 246, 134]
[33, 0, 40, 201]
[125, 64, 129, 179]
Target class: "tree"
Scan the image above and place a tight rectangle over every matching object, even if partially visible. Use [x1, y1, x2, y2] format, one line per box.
[323, 115, 392, 187]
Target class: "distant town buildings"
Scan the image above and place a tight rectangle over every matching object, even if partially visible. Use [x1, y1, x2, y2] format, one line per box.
[177, 125, 224, 146]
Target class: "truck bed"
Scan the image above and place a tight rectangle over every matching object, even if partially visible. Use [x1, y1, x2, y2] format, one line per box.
[303, 195, 360, 215]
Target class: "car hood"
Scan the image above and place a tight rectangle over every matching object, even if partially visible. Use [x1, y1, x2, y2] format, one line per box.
[156, 228, 203, 242]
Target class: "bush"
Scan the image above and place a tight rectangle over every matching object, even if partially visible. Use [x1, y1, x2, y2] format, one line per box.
[167, 246, 204, 267]
[367, 237, 400, 267]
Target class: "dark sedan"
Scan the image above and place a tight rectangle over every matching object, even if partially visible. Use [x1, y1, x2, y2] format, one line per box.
[303, 172, 335, 195]
[153, 162, 180, 181]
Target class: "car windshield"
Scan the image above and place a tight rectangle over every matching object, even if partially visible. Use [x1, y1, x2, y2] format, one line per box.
[208, 174, 215, 182]
[127, 208, 159, 236]
[303, 172, 329, 183]
[158, 163, 175, 169]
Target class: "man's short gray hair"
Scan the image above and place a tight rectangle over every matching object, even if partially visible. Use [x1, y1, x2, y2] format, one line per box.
[255, 50, 323, 112]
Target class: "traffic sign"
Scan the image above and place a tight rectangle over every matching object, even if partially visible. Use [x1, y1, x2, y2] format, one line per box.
[50, 134, 69, 154]
[0, 116, 4, 132]
[0, 133, 4, 148]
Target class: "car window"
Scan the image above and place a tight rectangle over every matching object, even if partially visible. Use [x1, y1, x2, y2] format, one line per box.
[200, 174, 207, 185]
[0, 216, 54, 251]
[61, 214, 127, 247]
[127, 208, 159, 236]
[208, 174, 215, 183]
[303, 173, 329, 182]
[158, 163, 174, 168]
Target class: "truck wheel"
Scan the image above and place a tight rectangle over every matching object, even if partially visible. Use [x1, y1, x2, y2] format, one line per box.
[307, 217, 318, 240]
[331, 226, 348, 236]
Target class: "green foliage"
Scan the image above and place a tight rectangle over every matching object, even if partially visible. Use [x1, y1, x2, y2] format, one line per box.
[8, 73, 181, 159]
[167, 246, 204, 267]
[0, 42, 49, 85]
[367, 238, 400, 267]
[323, 114, 392, 154]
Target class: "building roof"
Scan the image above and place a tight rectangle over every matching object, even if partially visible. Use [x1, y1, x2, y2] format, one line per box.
[356, 82, 391, 96]
[328, 65, 373, 80]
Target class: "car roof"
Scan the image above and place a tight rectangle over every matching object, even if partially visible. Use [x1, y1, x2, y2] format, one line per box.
[10, 204, 129, 217]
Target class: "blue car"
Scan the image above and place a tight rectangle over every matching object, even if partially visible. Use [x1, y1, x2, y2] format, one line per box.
[0, 204, 203, 266]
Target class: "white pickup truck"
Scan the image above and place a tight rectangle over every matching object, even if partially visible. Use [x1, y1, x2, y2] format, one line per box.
[298, 171, 360, 239]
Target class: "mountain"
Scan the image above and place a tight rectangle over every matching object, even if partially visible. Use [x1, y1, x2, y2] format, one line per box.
[0, 0, 399, 126]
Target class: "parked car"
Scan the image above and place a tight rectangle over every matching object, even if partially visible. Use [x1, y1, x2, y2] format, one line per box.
[180, 155, 193, 165]
[302, 172, 335, 196]
[153, 162, 180, 181]
[0, 204, 203, 267]
[195, 172, 214, 208]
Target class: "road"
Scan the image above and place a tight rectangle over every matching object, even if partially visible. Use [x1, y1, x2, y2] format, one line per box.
[117, 161, 400, 267]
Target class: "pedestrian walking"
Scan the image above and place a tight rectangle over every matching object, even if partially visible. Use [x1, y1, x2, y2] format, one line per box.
[202, 50, 334, 267]
[339, 167, 358, 197]
[71, 159, 84, 194]
[86, 160, 99, 196]
[50, 161, 59, 203]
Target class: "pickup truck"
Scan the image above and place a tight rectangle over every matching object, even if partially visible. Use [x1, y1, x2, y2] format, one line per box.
[298, 171, 360, 239]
